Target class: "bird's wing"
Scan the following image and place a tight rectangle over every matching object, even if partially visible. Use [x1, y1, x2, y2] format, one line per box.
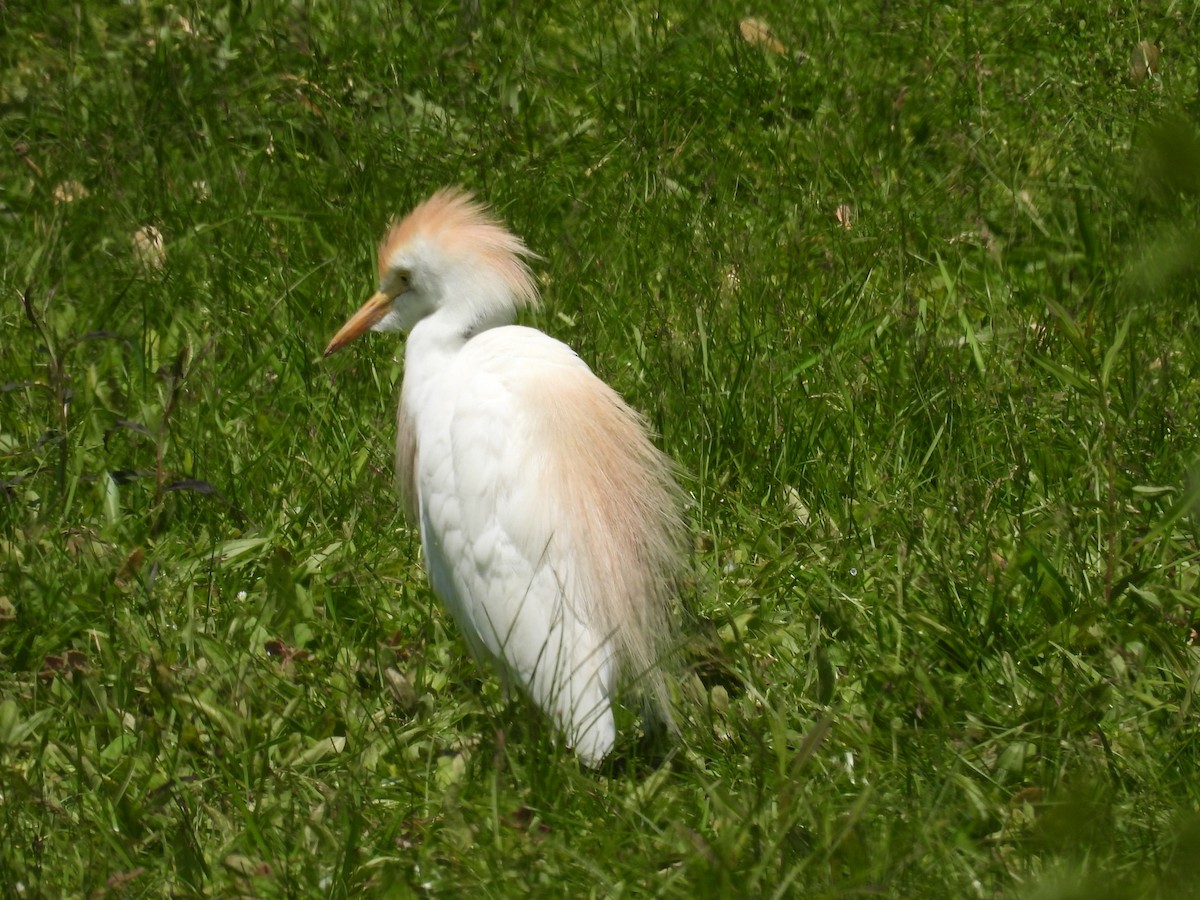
[413, 327, 618, 753]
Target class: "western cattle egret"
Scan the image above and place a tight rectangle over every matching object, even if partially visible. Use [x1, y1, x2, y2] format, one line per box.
[325, 189, 686, 765]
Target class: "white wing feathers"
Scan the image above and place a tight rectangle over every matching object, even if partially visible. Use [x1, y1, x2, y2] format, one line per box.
[408, 326, 684, 763]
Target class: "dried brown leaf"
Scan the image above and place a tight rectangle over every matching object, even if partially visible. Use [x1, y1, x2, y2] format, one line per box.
[739, 17, 787, 55]
[114, 547, 144, 587]
[52, 180, 89, 203]
[1130, 41, 1160, 82]
[131, 226, 166, 270]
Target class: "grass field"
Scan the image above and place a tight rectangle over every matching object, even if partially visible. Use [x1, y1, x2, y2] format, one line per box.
[3, 1, 1200, 896]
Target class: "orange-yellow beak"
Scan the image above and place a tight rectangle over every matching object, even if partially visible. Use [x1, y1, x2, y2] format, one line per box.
[324, 291, 393, 357]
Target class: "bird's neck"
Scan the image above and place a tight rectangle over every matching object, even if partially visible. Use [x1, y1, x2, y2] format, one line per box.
[411, 300, 513, 350]
[403, 306, 502, 370]
[400, 307, 504, 456]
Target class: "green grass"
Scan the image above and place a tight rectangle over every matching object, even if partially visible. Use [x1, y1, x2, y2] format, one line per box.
[3, 1, 1200, 895]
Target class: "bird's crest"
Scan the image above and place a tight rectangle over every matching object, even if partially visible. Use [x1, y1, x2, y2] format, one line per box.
[378, 188, 540, 309]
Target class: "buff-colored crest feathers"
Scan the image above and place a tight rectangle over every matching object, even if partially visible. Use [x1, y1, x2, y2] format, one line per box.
[378, 188, 540, 310]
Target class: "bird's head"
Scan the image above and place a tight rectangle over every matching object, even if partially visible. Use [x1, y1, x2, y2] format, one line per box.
[324, 189, 540, 357]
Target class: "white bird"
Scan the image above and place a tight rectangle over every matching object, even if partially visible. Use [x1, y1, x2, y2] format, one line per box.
[324, 189, 686, 765]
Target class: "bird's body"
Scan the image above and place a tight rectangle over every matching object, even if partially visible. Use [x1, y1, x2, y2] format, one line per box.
[326, 190, 685, 765]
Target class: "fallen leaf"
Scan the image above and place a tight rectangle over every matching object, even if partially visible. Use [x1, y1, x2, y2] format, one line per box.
[504, 806, 550, 841]
[222, 855, 272, 878]
[384, 667, 419, 711]
[739, 17, 787, 55]
[1130, 40, 1160, 82]
[52, 180, 89, 203]
[784, 486, 812, 525]
[265, 638, 310, 665]
[114, 547, 144, 588]
[131, 226, 166, 270]
[106, 867, 146, 890]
